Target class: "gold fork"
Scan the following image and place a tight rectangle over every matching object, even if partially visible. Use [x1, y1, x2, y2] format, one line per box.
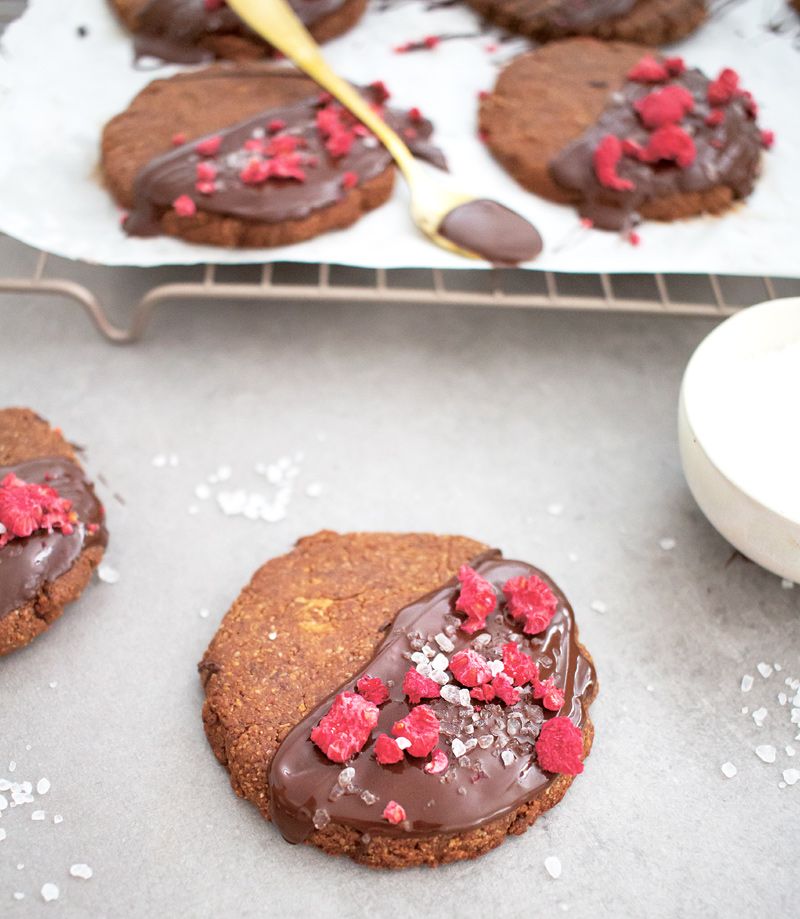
[225, 0, 542, 264]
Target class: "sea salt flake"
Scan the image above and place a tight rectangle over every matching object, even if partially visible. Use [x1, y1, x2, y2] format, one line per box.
[451, 739, 467, 757]
[741, 674, 754, 692]
[545, 855, 562, 879]
[13, 892, 23, 900]
[435, 633, 454, 652]
[0, 828, 6, 842]
[783, 768, 800, 786]
[755, 744, 776, 763]
[395, 737, 412, 750]
[70, 864, 93, 880]
[431, 653, 449, 672]
[781, 578, 794, 590]
[97, 563, 120, 584]
[757, 662, 773, 679]
[199, 608, 210, 619]
[41, 883, 59, 902]
[305, 482, 323, 498]
[752, 707, 768, 727]
[53, 815, 63, 824]
[8, 761, 16, 773]
[720, 762, 737, 778]
[590, 600, 607, 614]
[31, 810, 45, 821]
[778, 692, 787, 706]
[786, 745, 796, 757]
[659, 537, 676, 551]
[501, 750, 515, 767]
[152, 454, 166, 467]
[547, 502, 563, 516]
[195, 483, 211, 500]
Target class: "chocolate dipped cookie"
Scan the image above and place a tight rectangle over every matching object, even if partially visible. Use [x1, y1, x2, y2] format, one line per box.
[111, 0, 367, 63]
[199, 531, 597, 868]
[0, 409, 108, 656]
[479, 39, 773, 231]
[102, 66, 441, 248]
[466, 0, 707, 45]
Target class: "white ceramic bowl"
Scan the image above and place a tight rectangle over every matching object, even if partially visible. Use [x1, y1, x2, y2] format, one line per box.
[678, 297, 800, 582]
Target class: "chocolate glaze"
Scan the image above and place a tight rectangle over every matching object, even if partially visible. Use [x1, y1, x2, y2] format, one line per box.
[134, 0, 347, 64]
[438, 199, 543, 265]
[124, 87, 444, 237]
[0, 458, 107, 619]
[270, 552, 595, 844]
[549, 68, 763, 231]
[548, 0, 636, 31]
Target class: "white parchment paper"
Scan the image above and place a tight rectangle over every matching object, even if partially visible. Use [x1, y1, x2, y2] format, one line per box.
[0, 0, 797, 271]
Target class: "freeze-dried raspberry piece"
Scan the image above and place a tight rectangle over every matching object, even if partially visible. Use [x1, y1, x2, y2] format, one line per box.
[172, 194, 196, 217]
[0, 474, 76, 546]
[535, 717, 584, 775]
[663, 57, 686, 77]
[369, 80, 391, 103]
[268, 153, 307, 182]
[707, 68, 740, 106]
[455, 565, 497, 634]
[196, 135, 222, 157]
[195, 180, 216, 196]
[196, 161, 217, 182]
[534, 676, 565, 711]
[310, 691, 379, 763]
[268, 118, 287, 133]
[449, 649, 493, 687]
[403, 668, 441, 704]
[627, 55, 669, 83]
[634, 85, 694, 129]
[382, 800, 406, 824]
[265, 135, 304, 156]
[705, 109, 725, 127]
[470, 683, 495, 702]
[341, 171, 359, 190]
[502, 641, 538, 686]
[491, 672, 520, 706]
[204, 0, 224, 9]
[424, 748, 449, 775]
[392, 704, 440, 757]
[503, 574, 558, 635]
[375, 733, 404, 765]
[592, 136, 635, 192]
[171, 132, 187, 147]
[239, 159, 271, 186]
[635, 124, 696, 168]
[761, 130, 775, 149]
[356, 675, 389, 705]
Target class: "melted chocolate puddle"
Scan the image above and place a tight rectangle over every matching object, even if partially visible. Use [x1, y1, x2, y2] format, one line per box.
[438, 199, 543, 265]
[270, 552, 595, 844]
[0, 458, 107, 619]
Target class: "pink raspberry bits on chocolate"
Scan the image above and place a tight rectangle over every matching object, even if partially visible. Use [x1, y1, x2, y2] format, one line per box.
[356, 675, 389, 705]
[374, 733, 404, 765]
[593, 135, 635, 193]
[535, 717, 584, 775]
[195, 135, 222, 157]
[503, 574, 558, 635]
[636, 124, 697, 168]
[534, 675, 565, 711]
[424, 748, 449, 775]
[707, 68, 740, 106]
[491, 672, 520, 706]
[310, 691, 379, 763]
[0, 473, 76, 547]
[403, 668, 441, 704]
[382, 800, 406, 824]
[172, 195, 196, 217]
[392, 704, 440, 757]
[449, 649, 493, 687]
[634, 85, 694, 129]
[455, 565, 497, 634]
[627, 55, 669, 83]
[501, 641, 537, 686]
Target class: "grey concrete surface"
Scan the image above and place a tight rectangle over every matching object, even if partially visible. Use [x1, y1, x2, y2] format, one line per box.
[0, 245, 797, 919]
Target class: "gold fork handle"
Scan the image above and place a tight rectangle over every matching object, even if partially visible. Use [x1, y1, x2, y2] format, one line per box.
[225, 0, 418, 181]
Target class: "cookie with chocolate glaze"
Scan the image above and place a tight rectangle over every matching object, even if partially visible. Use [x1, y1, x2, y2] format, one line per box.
[0, 409, 108, 656]
[102, 65, 441, 248]
[199, 531, 597, 868]
[466, 0, 707, 45]
[480, 39, 770, 231]
[111, 0, 368, 63]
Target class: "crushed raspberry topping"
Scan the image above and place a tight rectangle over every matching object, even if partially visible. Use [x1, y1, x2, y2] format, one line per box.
[628, 124, 697, 168]
[490, 672, 520, 706]
[356, 675, 389, 705]
[593, 135, 635, 192]
[761, 130, 775, 149]
[171, 132, 187, 147]
[0, 473, 77, 547]
[634, 85, 694, 129]
[502, 641, 537, 686]
[503, 574, 558, 635]
[195, 135, 222, 157]
[268, 118, 287, 133]
[382, 800, 406, 824]
[534, 675, 565, 711]
[172, 195, 196, 217]
[403, 668, 441, 704]
[627, 55, 670, 83]
[341, 171, 359, 190]
[204, 0, 224, 9]
[310, 691, 379, 763]
[705, 109, 725, 127]
[375, 733, 404, 765]
[535, 717, 584, 775]
[424, 748, 449, 775]
[707, 68, 740, 106]
[392, 704, 440, 757]
[449, 649, 493, 687]
[455, 565, 497, 634]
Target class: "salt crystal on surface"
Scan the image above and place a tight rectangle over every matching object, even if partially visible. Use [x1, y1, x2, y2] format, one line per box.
[547, 503, 563, 516]
[544, 856, 562, 879]
[590, 600, 607, 614]
[395, 737, 412, 751]
[721, 762, 737, 778]
[199, 608, 210, 619]
[8, 761, 16, 773]
[757, 662, 773, 679]
[435, 633, 454, 653]
[305, 482, 323, 498]
[781, 578, 794, 590]
[755, 745, 776, 763]
[53, 815, 63, 824]
[451, 739, 467, 757]
[741, 674, 754, 692]
[70, 864, 93, 880]
[195, 483, 211, 500]
[36, 778, 50, 796]
[501, 751, 515, 766]
[152, 454, 166, 467]
[31, 810, 45, 821]
[752, 707, 768, 727]
[786, 746, 796, 757]
[659, 537, 676, 551]
[778, 693, 787, 706]
[13, 892, 24, 900]
[41, 883, 59, 902]
[0, 828, 6, 842]
[783, 768, 800, 786]
[97, 563, 120, 584]
[49, 681, 57, 689]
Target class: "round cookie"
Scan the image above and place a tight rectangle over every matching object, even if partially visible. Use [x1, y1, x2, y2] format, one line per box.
[199, 530, 597, 868]
[102, 65, 438, 248]
[466, 0, 707, 45]
[0, 409, 108, 656]
[111, 0, 368, 63]
[480, 39, 769, 230]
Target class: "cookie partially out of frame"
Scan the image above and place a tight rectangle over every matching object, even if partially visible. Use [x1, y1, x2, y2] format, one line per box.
[199, 530, 597, 868]
[466, 0, 707, 45]
[0, 409, 107, 656]
[111, 0, 368, 63]
[479, 38, 769, 230]
[101, 65, 440, 248]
